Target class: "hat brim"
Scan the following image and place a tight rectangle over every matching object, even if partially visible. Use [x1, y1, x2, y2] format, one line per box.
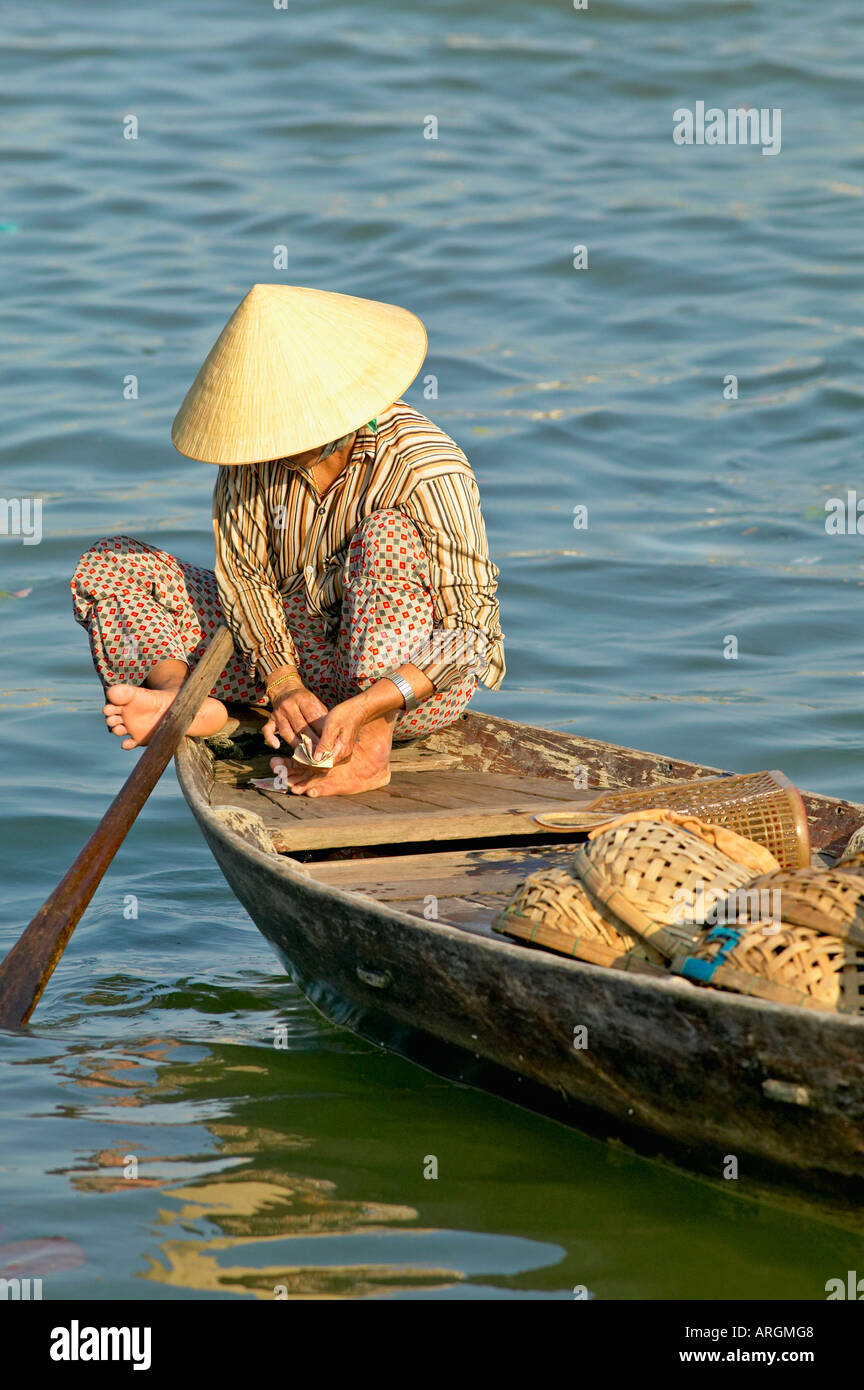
[171, 284, 428, 465]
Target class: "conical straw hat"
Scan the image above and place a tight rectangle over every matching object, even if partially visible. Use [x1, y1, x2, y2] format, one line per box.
[171, 284, 427, 464]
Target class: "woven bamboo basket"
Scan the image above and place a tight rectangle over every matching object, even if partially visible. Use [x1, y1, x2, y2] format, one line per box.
[673, 923, 864, 1013]
[534, 770, 810, 870]
[837, 824, 864, 865]
[837, 848, 864, 875]
[708, 868, 864, 946]
[572, 819, 752, 960]
[493, 867, 667, 974]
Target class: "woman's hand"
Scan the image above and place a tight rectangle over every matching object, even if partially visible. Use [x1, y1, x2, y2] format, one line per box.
[261, 685, 328, 751]
[313, 696, 367, 765]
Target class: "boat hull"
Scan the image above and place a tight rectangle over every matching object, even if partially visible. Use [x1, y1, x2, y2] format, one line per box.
[179, 746, 864, 1214]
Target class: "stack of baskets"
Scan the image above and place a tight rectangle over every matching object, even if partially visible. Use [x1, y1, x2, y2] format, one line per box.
[493, 770, 864, 1014]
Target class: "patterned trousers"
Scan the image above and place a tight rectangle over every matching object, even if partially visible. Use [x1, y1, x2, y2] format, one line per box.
[70, 510, 476, 740]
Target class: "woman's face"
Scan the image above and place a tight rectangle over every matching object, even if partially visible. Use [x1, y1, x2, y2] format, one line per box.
[283, 432, 355, 471]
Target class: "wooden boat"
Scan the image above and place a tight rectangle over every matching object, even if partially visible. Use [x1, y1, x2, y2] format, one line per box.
[175, 709, 864, 1214]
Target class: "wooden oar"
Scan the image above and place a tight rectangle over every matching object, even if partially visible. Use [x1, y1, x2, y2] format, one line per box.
[0, 626, 235, 1029]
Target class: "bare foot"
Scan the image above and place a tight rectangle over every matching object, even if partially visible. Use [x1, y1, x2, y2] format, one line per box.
[270, 730, 391, 797]
[103, 683, 228, 750]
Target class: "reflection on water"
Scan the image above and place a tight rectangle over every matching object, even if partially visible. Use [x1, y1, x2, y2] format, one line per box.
[3, 1029, 854, 1302]
[146, 1180, 460, 1300]
[48, 1039, 564, 1299]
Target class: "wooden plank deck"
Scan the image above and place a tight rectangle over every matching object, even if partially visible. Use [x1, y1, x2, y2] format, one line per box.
[307, 843, 581, 935]
[209, 764, 594, 853]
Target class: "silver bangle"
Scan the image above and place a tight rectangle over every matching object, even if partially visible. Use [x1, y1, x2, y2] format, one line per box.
[386, 672, 421, 712]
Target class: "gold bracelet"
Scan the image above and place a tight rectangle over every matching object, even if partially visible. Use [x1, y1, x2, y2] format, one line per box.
[266, 671, 302, 700]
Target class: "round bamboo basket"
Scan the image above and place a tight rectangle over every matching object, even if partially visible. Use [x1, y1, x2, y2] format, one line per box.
[493, 867, 667, 974]
[673, 922, 864, 1013]
[709, 868, 864, 946]
[572, 819, 752, 960]
[837, 824, 864, 865]
[535, 770, 810, 870]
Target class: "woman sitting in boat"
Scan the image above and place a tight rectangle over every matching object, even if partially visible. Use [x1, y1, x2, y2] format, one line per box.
[71, 285, 505, 797]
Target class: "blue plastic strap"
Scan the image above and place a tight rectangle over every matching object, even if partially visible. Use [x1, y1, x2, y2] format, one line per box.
[678, 956, 718, 983]
[679, 925, 745, 984]
[705, 924, 744, 963]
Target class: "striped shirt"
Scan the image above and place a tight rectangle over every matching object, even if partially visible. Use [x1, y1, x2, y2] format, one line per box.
[212, 401, 505, 693]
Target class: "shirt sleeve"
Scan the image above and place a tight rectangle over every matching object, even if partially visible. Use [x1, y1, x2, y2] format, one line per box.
[212, 465, 299, 681]
[398, 470, 504, 692]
